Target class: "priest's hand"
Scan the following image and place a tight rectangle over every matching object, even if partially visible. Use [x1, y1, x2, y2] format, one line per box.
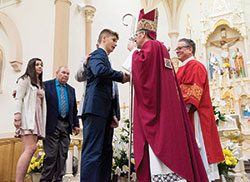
[83, 54, 92, 67]
[110, 115, 119, 128]
[127, 40, 136, 52]
[83, 44, 100, 67]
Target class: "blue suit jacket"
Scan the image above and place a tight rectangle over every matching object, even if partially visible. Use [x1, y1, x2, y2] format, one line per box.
[44, 79, 79, 135]
[82, 48, 123, 118]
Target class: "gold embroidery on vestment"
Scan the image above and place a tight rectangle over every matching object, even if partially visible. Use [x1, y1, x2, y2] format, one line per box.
[180, 83, 203, 102]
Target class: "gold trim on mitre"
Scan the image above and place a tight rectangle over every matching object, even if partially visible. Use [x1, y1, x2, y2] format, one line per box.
[137, 9, 158, 32]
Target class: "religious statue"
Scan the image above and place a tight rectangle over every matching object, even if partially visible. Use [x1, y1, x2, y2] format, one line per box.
[232, 47, 246, 77]
[208, 52, 220, 79]
[185, 14, 192, 38]
[243, 105, 250, 118]
[210, 28, 239, 64]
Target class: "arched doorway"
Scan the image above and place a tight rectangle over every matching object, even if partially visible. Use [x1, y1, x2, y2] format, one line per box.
[0, 12, 22, 72]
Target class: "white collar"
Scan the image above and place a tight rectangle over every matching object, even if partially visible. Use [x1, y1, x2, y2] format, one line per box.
[179, 56, 194, 67]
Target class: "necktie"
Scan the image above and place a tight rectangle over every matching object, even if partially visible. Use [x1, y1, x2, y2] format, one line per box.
[60, 84, 66, 118]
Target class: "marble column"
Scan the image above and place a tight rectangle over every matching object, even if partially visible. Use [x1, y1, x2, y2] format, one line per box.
[168, 31, 179, 58]
[82, 2, 96, 55]
[53, 0, 71, 75]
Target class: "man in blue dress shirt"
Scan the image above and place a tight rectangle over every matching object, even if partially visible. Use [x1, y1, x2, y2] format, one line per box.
[41, 66, 80, 182]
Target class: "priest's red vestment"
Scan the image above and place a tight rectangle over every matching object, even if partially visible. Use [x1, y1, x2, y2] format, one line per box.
[132, 40, 208, 182]
[176, 59, 224, 165]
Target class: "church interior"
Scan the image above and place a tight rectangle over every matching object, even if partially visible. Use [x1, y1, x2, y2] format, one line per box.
[0, 0, 250, 181]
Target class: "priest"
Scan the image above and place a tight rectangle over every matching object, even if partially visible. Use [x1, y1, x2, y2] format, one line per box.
[176, 38, 224, 181]
[128, 8, 209, 182]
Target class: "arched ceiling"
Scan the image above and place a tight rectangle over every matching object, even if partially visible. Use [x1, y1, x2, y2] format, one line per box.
[162, 0, 185, 31]
[140, 0, 185, 32]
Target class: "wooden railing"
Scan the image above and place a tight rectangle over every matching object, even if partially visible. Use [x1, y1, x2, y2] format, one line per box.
[0, 134, 83, 181]
[0, 137, 22, 182]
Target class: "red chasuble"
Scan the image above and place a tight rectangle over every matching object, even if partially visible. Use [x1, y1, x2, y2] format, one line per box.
[132, 40, 208, 182]
[176, 60, 224, 165]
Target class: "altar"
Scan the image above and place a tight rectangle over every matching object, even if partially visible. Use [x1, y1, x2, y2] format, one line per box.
[196, 0, 250, 181]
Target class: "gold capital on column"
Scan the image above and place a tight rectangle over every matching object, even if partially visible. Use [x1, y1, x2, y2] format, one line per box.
[54, 0, 72, 6]
[82, 4, 96, 55]
[83, 5, 96, 23]
[168, 31, 179, 58]
[168, 31, 179, 38]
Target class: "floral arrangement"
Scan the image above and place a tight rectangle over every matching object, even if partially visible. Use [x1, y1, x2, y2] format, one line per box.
[112, 119, 136, 181]
[230, 67, 237, 74]
[213, 105, 226, 126]
[218, 140, 239, 182]
[222, 63, 231, 68]
[27, 152, 45, 175]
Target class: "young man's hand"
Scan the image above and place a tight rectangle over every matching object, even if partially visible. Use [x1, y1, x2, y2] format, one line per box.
[110, 116, 119, 128]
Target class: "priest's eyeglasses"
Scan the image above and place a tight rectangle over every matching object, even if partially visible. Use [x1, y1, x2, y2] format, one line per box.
[175, 46, 190, 51]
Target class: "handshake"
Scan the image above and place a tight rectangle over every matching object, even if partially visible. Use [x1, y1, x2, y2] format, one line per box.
[121, 71, 130, 83]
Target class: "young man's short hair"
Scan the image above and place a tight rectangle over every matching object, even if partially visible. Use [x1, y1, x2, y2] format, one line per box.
[97, 29, 119, 44]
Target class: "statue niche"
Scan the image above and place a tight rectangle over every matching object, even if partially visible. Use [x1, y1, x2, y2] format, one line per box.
[206, 25, 245, 80]
[210, 27, 239, 64]
[239, 95, 250, 119]
[222, 91, 235, 114]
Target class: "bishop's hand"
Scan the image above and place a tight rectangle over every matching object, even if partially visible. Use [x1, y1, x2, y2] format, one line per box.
[127, 40, 136, 52]
[122, 71, 130, 83]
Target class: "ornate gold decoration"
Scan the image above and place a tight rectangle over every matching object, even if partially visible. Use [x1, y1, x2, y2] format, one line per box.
[205, 19, 243, 44]
[137, 19, 157, 32]
[137, 8, 158, 32]
[221, 91, 235, 114]
[120, 102, 128, 110]
[171, 57, 179, 71]
[223, 130, 244, 146]
[214, 19, 231, 30]
[71, 139, 81, 146]
[180, 83, 203, 103]
[185, 14, 192, 38]
[120, 102, 129, 120]
[83, 5, 96, 23]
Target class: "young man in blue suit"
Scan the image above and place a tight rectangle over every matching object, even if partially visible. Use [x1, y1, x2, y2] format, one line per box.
[40, 66, 80, 182]
[80, 29, 130, 182]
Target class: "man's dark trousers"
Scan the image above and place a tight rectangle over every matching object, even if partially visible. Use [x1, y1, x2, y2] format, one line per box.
[40, 119, 70, 182]
[80, 114, 113, 182]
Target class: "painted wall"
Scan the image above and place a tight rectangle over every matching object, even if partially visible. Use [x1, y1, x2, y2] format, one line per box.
[1, 0, 250, 133]
[0, 0, 55, 133]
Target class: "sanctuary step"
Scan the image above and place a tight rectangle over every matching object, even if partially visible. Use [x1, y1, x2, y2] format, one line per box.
[244, 160, 250, 179]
